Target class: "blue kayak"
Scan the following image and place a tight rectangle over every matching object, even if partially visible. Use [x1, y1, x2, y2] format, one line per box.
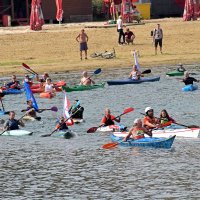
[182, 84, 198, 92]
[0, 110, 9, 116]
[111, 134, 176, 149]
[107, 76, 160, 85]
[3, 88, 25, 95]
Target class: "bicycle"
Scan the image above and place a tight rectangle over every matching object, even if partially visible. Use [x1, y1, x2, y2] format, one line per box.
[90, 48, 116, 59]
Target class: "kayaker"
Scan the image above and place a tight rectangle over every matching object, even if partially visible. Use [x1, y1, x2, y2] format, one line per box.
[36, 72, 50, 83]
[3, 111, 24, 130]
[45, 78, 56, 96]
[177, 63, 186, 72]
[21, 100, 43, 119]
[101, 108, 120, 126]
[159, 109, 176, 125]
[143, 107, 160, 129]
[80, 71, 95, 86]
[24, 75, 33, 87]
[55, 117, 74, 130]
[181, 71, 199, 85]
[69, 100, 84, 120]
[123, 118, 152, 141]
[129, 65, 142, 80]
[6, 75, 21, 89]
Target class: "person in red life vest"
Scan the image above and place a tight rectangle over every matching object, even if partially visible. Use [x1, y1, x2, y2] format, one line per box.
[124, 118, 152, 141]
[159, 109, 176, 125]
[55, 117, 74, 130]
[143, 107, 160, 129]
[125, 28, 135, 45]
[101, 108, 120, 126]
[6, 75, 21, 89]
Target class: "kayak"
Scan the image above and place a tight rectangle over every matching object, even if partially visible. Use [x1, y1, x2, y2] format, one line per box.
[2, 88, 25, 95]
[113, 127, 200, 139]
[111, 134, 176, 149]
[97, 124, 126, 132]
[52, 130, 75, 139]
[166, 70, 184, 76]
[107, 77, 160, 85]
[40, 92, 55, 99]
[0, 110, 9, 116]
[73, 118, 85, 124]
[22, 116, 41, 121]
[1, 130, 33, 136]
[62, 83, 105, 92]
[31, 88, 44, 94]
[182, 84, 198, 92]
[30, 81, 66, 89]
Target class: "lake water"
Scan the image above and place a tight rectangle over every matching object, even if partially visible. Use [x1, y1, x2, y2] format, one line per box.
[0, 65, 200, 199]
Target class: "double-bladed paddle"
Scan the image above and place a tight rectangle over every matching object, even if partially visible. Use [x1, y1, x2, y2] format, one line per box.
[21, 106, 58, 113]
[0, 109, 34, 136]
[22, 63, 39, 75]
[87, 107, 134, 133]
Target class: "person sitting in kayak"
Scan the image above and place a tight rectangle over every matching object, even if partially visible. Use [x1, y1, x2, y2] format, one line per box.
[101, 108, 120, 126]
[69, 100, 84, 120]
[3, 111, 24, 130]
[55, 117, 74, 130]
[123, 118, 152, 141]
[159, 109, 175, 125]
[80, 71, 95, 86]
[21, 100, 43, 120]
[36, 72, 50, 83]
[6, 75, 21, 89]
[177, 63, 186, 72]
[24, 75, 33, 87]
[143, 107, 160, 129]
[181, 71, 199, 85]
[45, 78, 56, 96]
[129, 65, 142, 80]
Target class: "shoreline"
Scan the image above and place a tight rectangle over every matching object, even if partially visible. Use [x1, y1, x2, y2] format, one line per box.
[0, 18, 200, 77]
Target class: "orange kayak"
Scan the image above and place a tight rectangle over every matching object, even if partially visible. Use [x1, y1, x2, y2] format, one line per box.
[40, 92, 55, 99]
[31, 81, 66, 89]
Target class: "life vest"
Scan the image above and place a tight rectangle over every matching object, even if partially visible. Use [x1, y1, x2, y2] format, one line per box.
[71, 106, 84, 119]
[56, 122, 68, 130]
[6, 119, 19, 130]
[144, 115, 157, 128]
[102, 116, 115, 126]
[160, 117, 169, 125]
[133, 127, 145, 140]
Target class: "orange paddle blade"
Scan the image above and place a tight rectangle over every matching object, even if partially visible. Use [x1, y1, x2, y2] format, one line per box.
[102, 142, 119, 149]
[123, 107, 134, 115]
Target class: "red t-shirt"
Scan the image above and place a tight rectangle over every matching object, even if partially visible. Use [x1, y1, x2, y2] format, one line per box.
[125, 31, 134, 39]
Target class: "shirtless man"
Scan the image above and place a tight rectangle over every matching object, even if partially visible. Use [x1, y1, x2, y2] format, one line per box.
[76, 29, 89, 60]
[80, 71, 95, 86]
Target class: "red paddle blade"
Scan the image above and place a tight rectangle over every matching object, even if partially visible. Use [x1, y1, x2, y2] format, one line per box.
[102, 142, 118, 149]
[123, 107, 134, 115]
[22, 63, 31, 70]
[87, 127, 98, 133]
[51, 106, 58, 112]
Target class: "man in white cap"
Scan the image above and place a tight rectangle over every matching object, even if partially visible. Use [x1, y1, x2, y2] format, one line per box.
[143, 107, 160, 129]
[123, 118, 152, 141]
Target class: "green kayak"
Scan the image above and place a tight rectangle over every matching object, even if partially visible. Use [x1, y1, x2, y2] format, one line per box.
[166, 70, 184, 76]
[62, 83, 105, 92]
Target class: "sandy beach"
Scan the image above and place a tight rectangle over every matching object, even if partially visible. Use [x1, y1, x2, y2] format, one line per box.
[0, 18, 200, 76]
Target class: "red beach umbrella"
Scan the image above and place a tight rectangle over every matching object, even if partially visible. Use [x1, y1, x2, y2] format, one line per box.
[30, 0, 44, 30]
[56, 0, 63, 22]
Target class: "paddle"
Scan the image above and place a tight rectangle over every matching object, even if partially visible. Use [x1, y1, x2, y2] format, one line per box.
[87, 107, 134, 133]
[0, 109, 34, 136]
[21, 106, 58, 113]
[141, 69, 151, 74]
[102, 141, 121, 149]
[22, 63, 39, 75]
[82, 68, 101, 84]
[41, 107, 81, 137]
[140, 113, 199, 128]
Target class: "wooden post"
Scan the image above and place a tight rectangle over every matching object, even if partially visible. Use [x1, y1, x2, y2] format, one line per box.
[26, 0, 29, 22]
[11, 0, 14, 20]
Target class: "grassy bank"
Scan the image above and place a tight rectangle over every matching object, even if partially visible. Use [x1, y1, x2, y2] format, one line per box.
[0, 18, 200, 77]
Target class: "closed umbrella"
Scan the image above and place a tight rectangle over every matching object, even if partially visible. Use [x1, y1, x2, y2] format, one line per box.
[183, 0, 200, 21]
[56, 0, 63, 23]
[30, 0, 44, 30]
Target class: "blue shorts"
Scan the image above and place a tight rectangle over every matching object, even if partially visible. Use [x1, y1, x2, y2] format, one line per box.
[80, 42, 88, 51]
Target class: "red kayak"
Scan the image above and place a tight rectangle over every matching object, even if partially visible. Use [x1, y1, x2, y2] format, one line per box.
[40, 92, 56, 99]
[30, 81, 66, 89]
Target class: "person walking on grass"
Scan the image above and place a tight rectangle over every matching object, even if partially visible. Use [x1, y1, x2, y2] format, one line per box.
[153, 24, 163, 55]
[116, 15, 125, 45]
[76, 29, 89, 60]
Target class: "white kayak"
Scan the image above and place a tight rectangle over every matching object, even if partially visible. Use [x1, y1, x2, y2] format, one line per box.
[1, 130, 33, 136]
[97, 124, 126, 132]
[23, 116, 41, 121]
[113, 127, 200, 139]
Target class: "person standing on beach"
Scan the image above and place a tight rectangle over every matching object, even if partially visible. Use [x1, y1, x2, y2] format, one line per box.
[116, 15, 125, 45]
[76, 29, 89, 60]
[153, 24, 163, 55]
